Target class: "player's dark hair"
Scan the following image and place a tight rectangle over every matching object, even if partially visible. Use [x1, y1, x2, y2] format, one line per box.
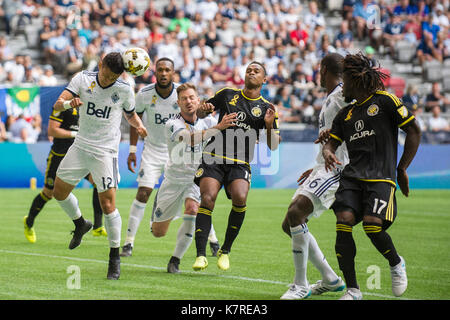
[103, 51, 125, 75]
[156, 57, 175, 68]
[248, 61, 267, 76]
[343, 52, 387, 95]
[321, 53, 344, 77]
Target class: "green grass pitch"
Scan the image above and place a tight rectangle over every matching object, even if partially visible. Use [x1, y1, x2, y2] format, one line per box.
[0, 188, 449, 300]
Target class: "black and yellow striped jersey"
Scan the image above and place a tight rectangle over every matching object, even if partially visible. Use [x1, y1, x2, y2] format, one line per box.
[330, 90, 415, 186]
[49, 107, 79, 155]
[204, 87, 279, 165]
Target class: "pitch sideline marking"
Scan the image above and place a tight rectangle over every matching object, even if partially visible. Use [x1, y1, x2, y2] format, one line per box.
[0, 249, 415, 300]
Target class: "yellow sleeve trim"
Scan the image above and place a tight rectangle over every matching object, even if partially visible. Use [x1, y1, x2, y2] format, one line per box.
[49, 116, 63, 122]
[398, 115, 415, 128]
[376, 91, 402, 107]
[329, 133, 343, 143]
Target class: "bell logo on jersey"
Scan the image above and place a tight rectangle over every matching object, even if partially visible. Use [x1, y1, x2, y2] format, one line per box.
[155, 113, 177, 125]
[86, 102, 111, 119]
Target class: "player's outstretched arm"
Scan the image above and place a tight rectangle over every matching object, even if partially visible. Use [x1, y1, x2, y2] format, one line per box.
[181, 113, 237, 146]
[314, 129, 331, 144]
[265, 103, 281, 151]
[124, 111, 147, 138]
[322, 139, 342, 172]
[196, 101, 215, 118]
[48, 118, 77, 139]
[397, 120, 421, 197]
[126, 112, 144, 173]
[54, 90, 83, 111]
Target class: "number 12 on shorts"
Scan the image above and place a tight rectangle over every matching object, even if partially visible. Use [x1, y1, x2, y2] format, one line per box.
[102, 177, 114, 190]
[373, 198, 387, 215]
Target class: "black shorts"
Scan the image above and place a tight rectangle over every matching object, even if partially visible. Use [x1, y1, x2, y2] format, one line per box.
[44, 149, 90, 190]
[194, 162, 251, 199]
[331, 177, 397, 229]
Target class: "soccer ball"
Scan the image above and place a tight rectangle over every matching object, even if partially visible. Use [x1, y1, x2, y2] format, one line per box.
[122, 47, 151, 77]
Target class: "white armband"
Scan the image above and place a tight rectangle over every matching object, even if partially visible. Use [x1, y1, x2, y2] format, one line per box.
[129, 145, 137, 153]
[63, 100, 72, 110]
[70, 131, 77, 138]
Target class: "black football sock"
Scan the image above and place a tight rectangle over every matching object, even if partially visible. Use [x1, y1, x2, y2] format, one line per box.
[73, 216, 86, 228]
[26, 192, 50, 227]
[195, 207, 212, 257]
[221, 204, 246, 254]
[335, 222, 358, 289]
[363, 222, 401, 267]
[109, 247, 119, 259]
[92, 187, 103, 229]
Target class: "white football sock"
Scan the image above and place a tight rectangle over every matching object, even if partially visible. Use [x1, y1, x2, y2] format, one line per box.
[173, 214, 196, 259]
[125, 199, 146, 245]
[57, 193, 82, 221]
[291, 223, 310, 287]
[308, 232, 339, 283]
[104, 209, 122, 248]
[208, 223, 218, 243]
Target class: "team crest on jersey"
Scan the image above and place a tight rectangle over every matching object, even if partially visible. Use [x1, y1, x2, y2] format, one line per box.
[251, 106, 262, 117]
[195, 168, 204, 178]
[397, 106, 408, 118]
[111, 92, 120, 104]
[367, 104, 379, 116]
[172, 103, 179, 110]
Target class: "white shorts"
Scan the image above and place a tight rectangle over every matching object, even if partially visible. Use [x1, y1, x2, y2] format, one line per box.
[136, 146, 168, 189]
[292, 165, 341, 218]
[56, 145, 120, 193]
[151, 179, 201, 223]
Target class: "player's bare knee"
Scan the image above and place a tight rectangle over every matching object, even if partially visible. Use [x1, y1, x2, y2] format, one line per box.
[286, 197, 310, 226]
[335, 210, 356, 226]
[362, 215, 382, 225]
[231, 193, 247, 207]
[281, 217, 291, 236]
[136, 187, 152, 203]
[42, 188, 54, 200]
[184, 206, 198, 216]
[200, 193, 216, 210]
[53, 188, 67, 201]
[151, 225, 167, 238]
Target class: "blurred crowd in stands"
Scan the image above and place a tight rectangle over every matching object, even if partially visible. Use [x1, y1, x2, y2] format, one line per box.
[0, 0, 449, 144]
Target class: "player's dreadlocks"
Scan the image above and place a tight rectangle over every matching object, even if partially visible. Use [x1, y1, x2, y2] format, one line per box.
[343, 52, 388, 95]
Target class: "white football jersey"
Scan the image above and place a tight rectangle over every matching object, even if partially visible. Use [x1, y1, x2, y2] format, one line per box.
[164, 114, 217, 183]
[65, 70, 135, 156]
[316, 84, 349, 167]
[136, 83, 180, 153]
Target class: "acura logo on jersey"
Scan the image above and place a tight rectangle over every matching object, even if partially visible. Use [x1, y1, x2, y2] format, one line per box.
[351, 120, 375, 142]
[86, 102, 111, 119]
[236, 112, 247, 121]
[355, 120, 364, 132]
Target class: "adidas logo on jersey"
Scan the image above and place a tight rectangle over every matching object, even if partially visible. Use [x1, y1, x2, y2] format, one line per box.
[87, 102, 111, 119]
